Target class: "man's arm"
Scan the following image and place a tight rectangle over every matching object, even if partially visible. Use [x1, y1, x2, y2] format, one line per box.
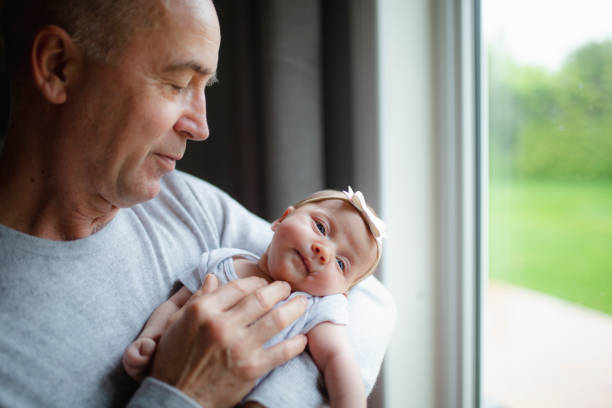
[346, 276, 396, 393]
[307, 322, 365, 408]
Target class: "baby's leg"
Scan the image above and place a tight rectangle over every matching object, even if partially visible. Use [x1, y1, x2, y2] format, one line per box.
[122, 286, 192, 381]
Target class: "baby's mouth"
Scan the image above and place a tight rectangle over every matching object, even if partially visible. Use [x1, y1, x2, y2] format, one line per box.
[296, 250, 311, 273]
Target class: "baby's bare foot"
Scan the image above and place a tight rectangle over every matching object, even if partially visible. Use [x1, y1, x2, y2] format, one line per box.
[122, 337, 157, 381]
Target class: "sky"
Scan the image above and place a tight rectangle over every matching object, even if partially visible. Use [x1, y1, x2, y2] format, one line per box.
[484, 0, 612, 71]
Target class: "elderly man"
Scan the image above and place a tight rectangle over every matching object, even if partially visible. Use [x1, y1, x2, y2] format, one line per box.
[0, 0, 395, 407]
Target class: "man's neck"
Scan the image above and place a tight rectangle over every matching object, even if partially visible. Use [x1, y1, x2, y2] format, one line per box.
[0, 138, 118, 241]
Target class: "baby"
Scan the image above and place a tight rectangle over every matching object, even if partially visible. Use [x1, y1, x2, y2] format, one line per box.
[122, 187, 386, 408]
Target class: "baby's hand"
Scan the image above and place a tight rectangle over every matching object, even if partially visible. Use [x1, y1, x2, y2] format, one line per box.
[122, 337, 158, 381]
[122, 288, 193, 381]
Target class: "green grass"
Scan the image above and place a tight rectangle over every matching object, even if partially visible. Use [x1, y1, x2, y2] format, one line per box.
[489, 179, 612, 315]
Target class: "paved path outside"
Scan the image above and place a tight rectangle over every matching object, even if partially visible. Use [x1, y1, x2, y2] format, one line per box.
[485, 281, 612, 408]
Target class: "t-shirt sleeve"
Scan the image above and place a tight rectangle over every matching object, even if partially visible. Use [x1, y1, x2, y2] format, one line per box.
[347, 276, 396, 393]
[174, 171, 273, 256]
[127, 377, 200, 408]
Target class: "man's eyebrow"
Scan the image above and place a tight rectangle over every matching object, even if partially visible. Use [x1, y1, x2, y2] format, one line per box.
[164, 61, 218, 80]
[207, 73, 219, 86]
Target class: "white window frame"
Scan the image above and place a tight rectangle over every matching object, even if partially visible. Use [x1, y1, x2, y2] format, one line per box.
[362, 0, 485, 406]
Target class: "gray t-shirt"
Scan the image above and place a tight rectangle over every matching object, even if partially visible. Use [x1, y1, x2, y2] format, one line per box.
[0, 170, 396, 407]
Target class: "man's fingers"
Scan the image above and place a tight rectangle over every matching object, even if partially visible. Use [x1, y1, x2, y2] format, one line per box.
[246, 294, 308, 346]
[256, 334, 308, 375]
[199, 273, 219, 294]
[229, 281, 293, 327]
[218, 277, 272, 311]
[191, 276, 269, 312]
[237, 334, 308, 382]
[167, 275, 220, 329]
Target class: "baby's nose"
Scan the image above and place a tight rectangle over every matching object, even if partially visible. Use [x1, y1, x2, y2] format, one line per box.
[312, 242, 331, 265]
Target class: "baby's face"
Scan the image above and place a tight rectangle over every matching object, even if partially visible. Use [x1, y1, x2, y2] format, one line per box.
[261, 199, 377, 296]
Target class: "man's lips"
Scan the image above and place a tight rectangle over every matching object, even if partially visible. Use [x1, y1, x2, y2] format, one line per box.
[155, 153, 183, 171]
[158, 153, 183, 161]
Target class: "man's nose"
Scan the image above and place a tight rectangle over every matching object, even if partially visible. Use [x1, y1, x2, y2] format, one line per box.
[173, 94, 210, 141]
[312, 242, 331, 265]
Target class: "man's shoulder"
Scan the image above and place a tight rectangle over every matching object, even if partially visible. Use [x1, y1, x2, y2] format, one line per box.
[151, 170, 232, 214]
[127, 171, 221, 237]
[160, 170, 220, 198]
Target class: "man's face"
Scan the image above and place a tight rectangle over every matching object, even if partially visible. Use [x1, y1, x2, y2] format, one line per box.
[262, 200, 377, 296]
[64, 0, 220, 208]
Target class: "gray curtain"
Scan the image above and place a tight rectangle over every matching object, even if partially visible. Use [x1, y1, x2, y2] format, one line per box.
[178, 0, 359, 221]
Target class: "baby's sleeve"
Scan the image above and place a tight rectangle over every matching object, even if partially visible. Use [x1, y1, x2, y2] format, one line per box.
[180, 248, 257, 292]
[300, 293, 349, 334]
[180, 251, 213, 293]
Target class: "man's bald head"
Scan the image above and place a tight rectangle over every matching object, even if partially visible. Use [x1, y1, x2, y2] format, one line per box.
[2, 0, 162, 72]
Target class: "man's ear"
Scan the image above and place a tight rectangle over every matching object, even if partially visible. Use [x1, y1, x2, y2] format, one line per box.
[31, 25, 82, 104]
[271, 206, 295, 231]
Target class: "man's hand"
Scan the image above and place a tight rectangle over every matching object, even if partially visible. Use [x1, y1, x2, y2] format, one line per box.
[151, 274, 308, 407]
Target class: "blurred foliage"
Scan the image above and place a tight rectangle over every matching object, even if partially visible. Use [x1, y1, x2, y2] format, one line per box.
[489, 39, 612, 180]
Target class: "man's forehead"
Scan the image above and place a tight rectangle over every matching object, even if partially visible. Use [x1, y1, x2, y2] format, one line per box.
[134, 0, 220, 73]
[158, 0, 220, 30]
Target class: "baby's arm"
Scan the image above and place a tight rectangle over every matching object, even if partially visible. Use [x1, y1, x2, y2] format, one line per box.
[307, 322, 366, 408]
[122, 286, 192, 381]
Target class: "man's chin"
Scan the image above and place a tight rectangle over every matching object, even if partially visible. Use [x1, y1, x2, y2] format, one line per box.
[138, 179, 163, 203]
[116, 179, 162, 208]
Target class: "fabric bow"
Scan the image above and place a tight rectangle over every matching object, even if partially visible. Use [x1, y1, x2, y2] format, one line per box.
[342, 186, 387, 245]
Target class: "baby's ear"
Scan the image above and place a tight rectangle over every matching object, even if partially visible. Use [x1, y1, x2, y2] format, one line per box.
[271, 206, 295, 231]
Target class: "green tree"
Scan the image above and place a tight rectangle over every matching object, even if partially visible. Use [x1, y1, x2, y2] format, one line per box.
[489, 39, 612, 180]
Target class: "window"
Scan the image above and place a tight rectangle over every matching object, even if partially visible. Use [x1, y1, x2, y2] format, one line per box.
[375, 1, 612, 406]
[484, 0, 612, 406]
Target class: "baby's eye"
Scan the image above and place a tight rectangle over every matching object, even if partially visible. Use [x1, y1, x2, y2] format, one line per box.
[315, 221, 326, 235]
[336, 258, 345, 271]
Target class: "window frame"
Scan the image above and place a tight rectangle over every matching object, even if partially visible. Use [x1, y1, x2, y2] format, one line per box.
[375, 0, 484, 406]
[434, 0, 484, 406]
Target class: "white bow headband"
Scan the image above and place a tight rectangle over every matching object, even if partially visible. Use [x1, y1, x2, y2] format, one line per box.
[342, 186, 387, 246]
